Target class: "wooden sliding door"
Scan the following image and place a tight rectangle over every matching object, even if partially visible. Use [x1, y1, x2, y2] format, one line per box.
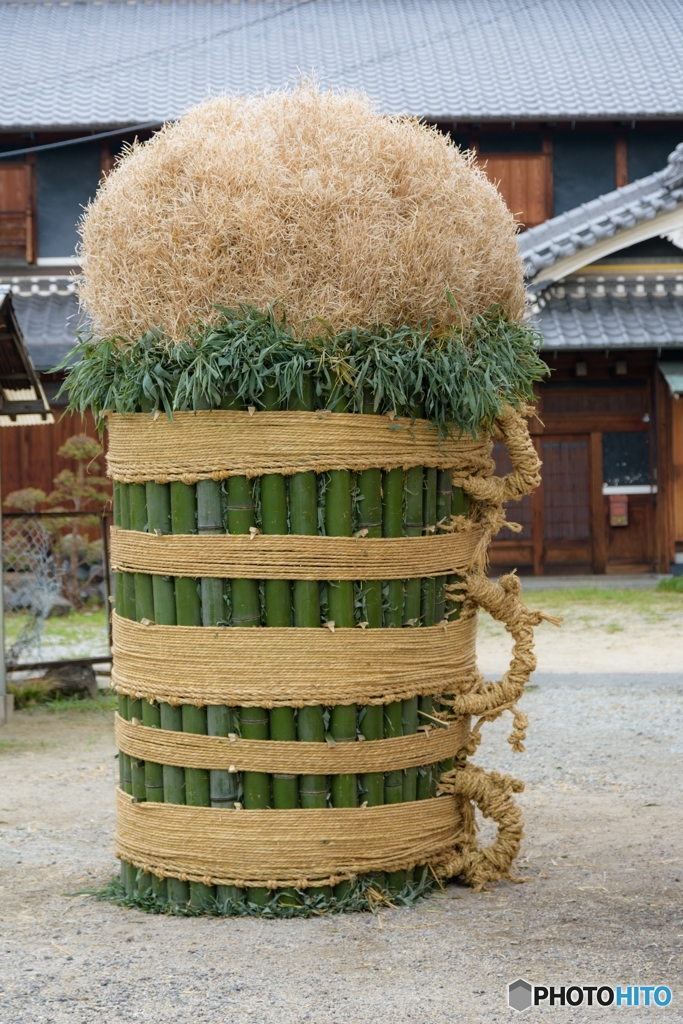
[541, 435, 592, 571]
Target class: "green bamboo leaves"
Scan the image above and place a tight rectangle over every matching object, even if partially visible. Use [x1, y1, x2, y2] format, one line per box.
[60, 305, 546, 438]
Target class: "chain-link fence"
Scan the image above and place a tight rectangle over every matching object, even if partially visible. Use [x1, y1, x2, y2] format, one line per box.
[2, 510, 111, 668]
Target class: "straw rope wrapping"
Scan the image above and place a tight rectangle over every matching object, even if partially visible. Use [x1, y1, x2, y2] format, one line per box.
[437, 764, 526, 891]
[109, 522, 487, 579]
[110, 608, 479, 708]
[115, 713, 471, 774]
[431, 574, 559, 890]
[105, 410, 493, 484]
[110, 407, 550, 890]
[114, 788, 470, 890]
[454, 404, 540, 506]
[447, 572, 561, 754]
[112, 572, 557, 889]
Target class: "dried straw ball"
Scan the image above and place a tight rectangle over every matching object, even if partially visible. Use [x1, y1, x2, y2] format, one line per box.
[79, 86, 525, 343]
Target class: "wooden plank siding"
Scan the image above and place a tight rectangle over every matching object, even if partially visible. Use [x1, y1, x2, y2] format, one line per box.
[672, 393, 683, 547]
[1, 410, 109, 508]
[476, 153, 552, 229]
[0, 163, 35, 262]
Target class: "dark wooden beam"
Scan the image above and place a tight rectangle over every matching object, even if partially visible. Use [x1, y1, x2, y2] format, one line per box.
[590, 431, 607, 573]
[654, 370, 675, 573]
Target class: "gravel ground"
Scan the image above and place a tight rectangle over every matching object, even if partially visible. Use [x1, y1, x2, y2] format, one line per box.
[1, 597, 682, 1023]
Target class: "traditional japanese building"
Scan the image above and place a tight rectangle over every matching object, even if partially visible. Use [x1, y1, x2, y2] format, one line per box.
[0, 0, 681, 574]
[489, 146, 683, 576]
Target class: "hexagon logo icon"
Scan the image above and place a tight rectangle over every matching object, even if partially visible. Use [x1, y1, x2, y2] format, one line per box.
[508, 978, 533, 1012]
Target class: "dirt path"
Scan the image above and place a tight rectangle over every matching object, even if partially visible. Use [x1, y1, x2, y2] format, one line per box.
[1, 594, 682, 1023]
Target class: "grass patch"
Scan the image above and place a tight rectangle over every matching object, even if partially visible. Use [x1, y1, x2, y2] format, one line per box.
[0, 739, 22, 751]
[657, 576, 683, 594]
[16, 693, 117, 716]
[522, 587, 683, 615]
[77, 873, 436, 919]
[5, 607, 108, 649]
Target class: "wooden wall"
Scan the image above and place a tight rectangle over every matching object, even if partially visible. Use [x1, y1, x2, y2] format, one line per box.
[476, 152, 552, 229]
[1, 410, 108, 508]
[491, 351, 677, 575]
[673, 395, 683, 547]
[0, 163, 34, 262]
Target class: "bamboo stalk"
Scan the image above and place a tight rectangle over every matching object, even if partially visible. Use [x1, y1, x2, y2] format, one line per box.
[324, 395, 357, 899]
[146, 481, 187, 905]
[356, 399, 385, 890]
[118, 695, 131, 795]
[129, 483, 154, 620]
[197, 476, 242, 908]
[421, 468, 437, 628]
[146, 483, 176, 625]
[129, 482, 164, 896]
[140, 698, 167, 901]
[447, 484, 471, 625]
[261, 387, 296, 805]
[383, 699, 405, 893]
[434, 469, 452, 624]
[170, 480, 214, 910]
[436, 484, 472, 791]
[288, 379, 331, 899]
[120, 484, 147, 895]
[381, 465, 405, 892]
[226, 471, 270, 906]
[128, 696, 151, 893]
[357, 456, 383, 810]
[159, 701, 189, 908]
[382, 468, 404, 629]
[207, 703, 243, 909]
[113, 480, 125, 621]
[259, 384, 298, 904]
[402, 462, 422, 814]
[401, 459, 422, 890]
[129, 483, 152, 892]
[182, 703, 214, 910]
[170, 482, 202, 625]
[117, 692, 136, 895]
[240, 705, 271, 907]
[117, 483, 136, 620]
[417, 467, 438, 805]
[113, 482, 135, 894]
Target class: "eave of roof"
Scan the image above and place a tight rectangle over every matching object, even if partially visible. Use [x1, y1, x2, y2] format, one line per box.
[520, 144, 683, 285]
[533, 275, 683, 352]
[0, 293, 52, 420]
[1, 0, 683, 130]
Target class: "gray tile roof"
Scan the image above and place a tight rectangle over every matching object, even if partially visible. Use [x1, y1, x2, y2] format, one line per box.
[10, 292, 81, 371]
[535, 281, 683, 350]
[519, 143, 683, 280]
[2, 0, 683, 129]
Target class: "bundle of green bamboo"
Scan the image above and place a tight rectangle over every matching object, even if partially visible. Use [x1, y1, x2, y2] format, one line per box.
[66, 84, 549, 915]
[104, 393, 543, 913]
[113, 404, 470, 907]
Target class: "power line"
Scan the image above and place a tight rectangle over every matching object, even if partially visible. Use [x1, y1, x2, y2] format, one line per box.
[6, 0, 309, 104]
[0, 121, 166, 160]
